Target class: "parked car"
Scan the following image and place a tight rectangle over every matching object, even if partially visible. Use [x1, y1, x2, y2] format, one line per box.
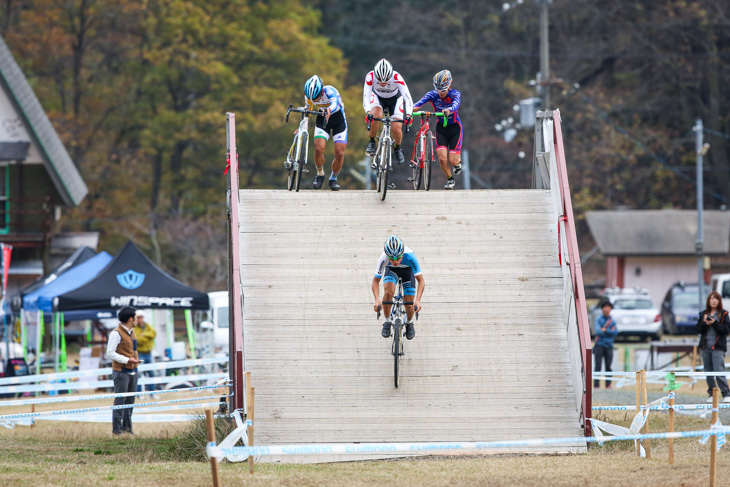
[589, 287, 662, 340]
[710, 273, 730, 300]
[661, 282, 709, 335]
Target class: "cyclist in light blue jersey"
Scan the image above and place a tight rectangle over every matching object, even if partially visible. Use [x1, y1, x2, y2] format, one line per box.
[372, 235, 425, 340]
[304, 75, 348, 191]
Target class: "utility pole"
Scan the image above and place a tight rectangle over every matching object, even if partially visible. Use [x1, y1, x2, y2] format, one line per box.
[694, 118, 705, 309]
[538, 0, 552, 110]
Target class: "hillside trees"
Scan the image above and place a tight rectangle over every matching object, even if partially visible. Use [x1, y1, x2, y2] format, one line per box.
[1, 0, 347, 290]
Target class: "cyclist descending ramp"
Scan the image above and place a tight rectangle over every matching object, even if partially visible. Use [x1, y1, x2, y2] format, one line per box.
[237, 188, 588, 460]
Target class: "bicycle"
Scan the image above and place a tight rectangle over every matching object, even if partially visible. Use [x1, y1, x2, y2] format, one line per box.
[367, 112, 408, 201]
[408, 111, 446, 191]
[376, 277, 417, 388]
[284, 104, 322, 192]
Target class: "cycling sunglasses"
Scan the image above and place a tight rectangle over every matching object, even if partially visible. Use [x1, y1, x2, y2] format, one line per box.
[387, 254, 404, 261]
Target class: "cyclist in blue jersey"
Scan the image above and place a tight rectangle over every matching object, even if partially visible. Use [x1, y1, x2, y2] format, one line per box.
[303, 75, 348, 191]
[412, 70, 463, 190]
[372, 235, 425, 340]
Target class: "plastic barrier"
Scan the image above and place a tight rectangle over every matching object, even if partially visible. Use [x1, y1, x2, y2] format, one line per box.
[0, 382, 229, 408]
[0, 372, 226, 394]
[0, 356, 228, 386]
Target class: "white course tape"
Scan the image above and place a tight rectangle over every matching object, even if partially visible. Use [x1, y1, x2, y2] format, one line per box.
[0, 356, 228, 386]
[205, 427, 730, 460]
[594, 403, 730, 412]
[35, 413, 218, 424]
[594, 371, 730, 377]
[0, 396, 227, 422]
[0, 382, 229, 408]
[1, 418, 33, 428]
[215, 410, 253, 463]
[0, 372, 226, 394]
[699, 418, 727, 452]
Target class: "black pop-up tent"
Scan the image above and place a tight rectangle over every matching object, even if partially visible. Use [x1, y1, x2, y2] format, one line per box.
[54, 241, 209, 312]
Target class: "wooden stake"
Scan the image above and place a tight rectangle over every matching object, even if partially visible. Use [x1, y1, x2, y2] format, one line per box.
[668, 393, 675, 465]
[641, 369, 651, 458]
[246, 372, 254, 475]
[691, 346, 697, 390]
[710, 387, 720, 487]
[205, 409, 221, 487]
[31, 404, 35, 429]
[635, 371, 641, 456]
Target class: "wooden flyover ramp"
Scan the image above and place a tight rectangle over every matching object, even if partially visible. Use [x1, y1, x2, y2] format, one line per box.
[238, 189, 585, 461]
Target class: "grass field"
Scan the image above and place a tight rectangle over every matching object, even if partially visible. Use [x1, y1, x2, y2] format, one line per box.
[1, 387, 729, 486]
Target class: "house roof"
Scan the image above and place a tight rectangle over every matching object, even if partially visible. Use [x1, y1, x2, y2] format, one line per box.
[0, 36, 87, 206]
[586, 210, 730, 256]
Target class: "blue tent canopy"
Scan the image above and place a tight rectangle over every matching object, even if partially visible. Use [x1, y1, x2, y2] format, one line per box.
[23, 251, 113, 312]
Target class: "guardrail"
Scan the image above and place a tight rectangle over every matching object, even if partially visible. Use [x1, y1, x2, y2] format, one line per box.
[532, 110, 593, 435]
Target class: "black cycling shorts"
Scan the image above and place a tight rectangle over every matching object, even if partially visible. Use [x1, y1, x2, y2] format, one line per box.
[436, 120, 463, 153]
[314, 110, 348, 143]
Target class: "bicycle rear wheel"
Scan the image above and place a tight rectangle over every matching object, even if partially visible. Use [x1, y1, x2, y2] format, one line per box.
[295, 135, 307, 192]
[411, 137, 423, 190]
[424, 133, 434, 191]
[379, 142, 391, 201]
[393, 322, 401, 388]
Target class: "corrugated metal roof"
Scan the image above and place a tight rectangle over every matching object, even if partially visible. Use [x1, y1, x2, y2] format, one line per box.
[586, 209, 730, 256]
[0, 36, 87, 206]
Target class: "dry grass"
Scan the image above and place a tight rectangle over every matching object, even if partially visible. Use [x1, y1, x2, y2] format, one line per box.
[1, 387, 730, 486]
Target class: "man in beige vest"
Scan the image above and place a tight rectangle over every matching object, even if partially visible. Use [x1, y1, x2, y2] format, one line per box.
[106, 306, 140, 435]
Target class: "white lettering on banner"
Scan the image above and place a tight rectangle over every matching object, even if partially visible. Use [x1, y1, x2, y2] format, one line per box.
[110, 296, 194, 307]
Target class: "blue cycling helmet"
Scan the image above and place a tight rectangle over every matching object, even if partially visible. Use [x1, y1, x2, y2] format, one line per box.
[304, 75, 323, 100]
[384, 235, 404, 259]
[433, 69, 452, 92]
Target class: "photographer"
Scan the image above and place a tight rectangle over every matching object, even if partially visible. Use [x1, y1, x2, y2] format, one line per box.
[696, 291, 730, 403]
[106, 306, 140, 435]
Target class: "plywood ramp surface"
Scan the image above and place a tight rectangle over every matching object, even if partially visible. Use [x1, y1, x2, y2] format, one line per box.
[238, 189, 585, 461]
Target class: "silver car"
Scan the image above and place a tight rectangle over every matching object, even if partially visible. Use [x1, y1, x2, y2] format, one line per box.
[590, 289, 662, 341]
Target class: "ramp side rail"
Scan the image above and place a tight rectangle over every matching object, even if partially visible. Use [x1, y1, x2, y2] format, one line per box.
[532, 110, 593, 435]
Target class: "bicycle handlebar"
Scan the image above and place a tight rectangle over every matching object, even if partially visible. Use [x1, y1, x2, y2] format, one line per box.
[286, 104, 324, 123]
[367, 113, 410, 133]
[412, 111, 448, 127]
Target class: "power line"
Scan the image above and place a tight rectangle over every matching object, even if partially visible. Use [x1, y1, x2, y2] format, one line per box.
[704, 128, 730, 140]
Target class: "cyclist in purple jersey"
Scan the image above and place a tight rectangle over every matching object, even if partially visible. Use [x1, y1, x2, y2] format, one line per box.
[413, 70, 463, 190]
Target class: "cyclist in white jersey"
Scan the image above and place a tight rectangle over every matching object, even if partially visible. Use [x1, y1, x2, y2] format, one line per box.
[372, 235, 424, 340]
[363, 59, 413, 165]
[303, 75, 348, 190]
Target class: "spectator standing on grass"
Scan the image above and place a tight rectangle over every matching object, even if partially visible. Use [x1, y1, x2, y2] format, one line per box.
[106, 306, 140, 435]
[593, 301, 618, 389]
[133, 310, 158, 400]
[696, 291, 730, 403]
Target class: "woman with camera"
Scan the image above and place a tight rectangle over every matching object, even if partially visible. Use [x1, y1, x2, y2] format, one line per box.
[696, 291, 730, 403]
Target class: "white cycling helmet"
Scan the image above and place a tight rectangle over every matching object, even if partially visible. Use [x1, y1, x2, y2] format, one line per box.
[384, 235, 404, 259]
[373, 58, 394, 83]
[304, 75, 323, 100]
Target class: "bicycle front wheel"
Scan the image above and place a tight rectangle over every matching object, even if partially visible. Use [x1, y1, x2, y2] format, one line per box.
[425, 133, 434, 191]
[411, 137, 423, 190]
[379, 142, 391, 201]
[287, 167, 295, 191]
[393, 323, 401, 388]
[295, 135, 307, 192]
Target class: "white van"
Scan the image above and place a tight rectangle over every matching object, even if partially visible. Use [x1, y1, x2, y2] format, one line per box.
[200, 291, 229, 353]
[710, 274, 730, 300]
